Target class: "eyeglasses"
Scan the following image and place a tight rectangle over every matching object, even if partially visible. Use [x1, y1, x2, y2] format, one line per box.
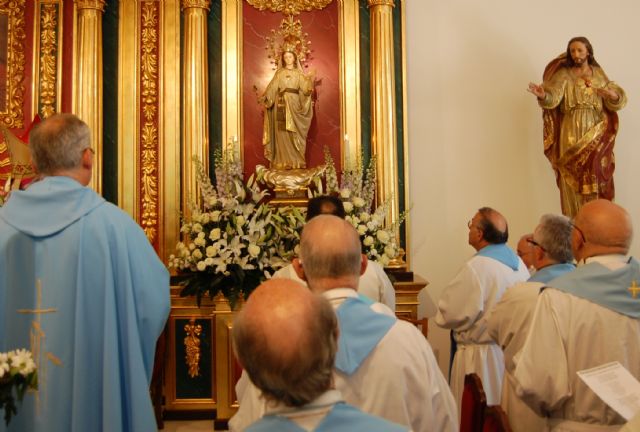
[526, 238, 546, 252]
[570, 220, 587, 243]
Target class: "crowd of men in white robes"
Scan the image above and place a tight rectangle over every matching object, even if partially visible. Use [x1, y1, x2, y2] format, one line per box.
[436, 201, 639, 432]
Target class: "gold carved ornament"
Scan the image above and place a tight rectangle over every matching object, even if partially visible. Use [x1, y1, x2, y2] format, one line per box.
[181, 0, 211, 11]
[184, 318, 203, 378]
[247, 0, 331, 16]
[38, 4, 59, 119]
[367, 0, 395, 6]
[265, 15, 311, 67]
[75, 0, 106, 11]
[0, 0, 26, 128]
[140, 2, 159, 244]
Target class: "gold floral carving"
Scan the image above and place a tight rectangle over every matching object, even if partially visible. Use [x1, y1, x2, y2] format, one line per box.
[246, 0, 331, 16]
[184, 318, 203, 378]
[367, 0, 395, 6]
[181, 0, 211, 10]
[75, 0, 106, 11]
[38, 4, 59, 119]
[0, 0, 26, 128]
[140, 2, 159, 245]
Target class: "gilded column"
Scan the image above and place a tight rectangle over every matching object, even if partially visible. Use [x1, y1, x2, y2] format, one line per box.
[74, 0, 106, 193]
[368, 0, 398, 227]
[181, 0, 211, 213]
[32, 0, 63, 119]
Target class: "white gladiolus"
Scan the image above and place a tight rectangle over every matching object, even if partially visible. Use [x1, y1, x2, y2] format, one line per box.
[208, 196, 217, 207]
[363, 236, 374, 246]
[357, 225, 367, 236]
[211, 210, 221, 222]
[353, 197, 365, 208]
[384, 245, 397, 258]
[359, 212, 370, 222]
[209, 228, 221, 241]
[236, 215, 245, 226]
[194, 237, 206, 247]
[196, 261, 207, 271]
[343, 202, 354, 213]
[340, 188, 351, 198]
[206, 246, 216, 257]
[192, 223, 203, 233]
[192, 249, 203, 260]
[376, 230, 390, 244]
[248, 244, 260, 257]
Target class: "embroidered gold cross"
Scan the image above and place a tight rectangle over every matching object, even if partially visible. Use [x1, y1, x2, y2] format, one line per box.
[628, 280, 640, 299]
[17, 280, 62, 411]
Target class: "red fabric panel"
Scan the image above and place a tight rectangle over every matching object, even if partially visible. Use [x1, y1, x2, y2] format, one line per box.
[241, 2, 342, 178]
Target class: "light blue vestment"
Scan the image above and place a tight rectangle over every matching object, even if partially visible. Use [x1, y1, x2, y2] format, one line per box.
[0, 176, 170, 432]
[333, 297, 395, 375]
[476, 243, 520, 270]
[246, 402, 409, 432]
[528, 262, 576, 284]
[546, 257, 640, 318]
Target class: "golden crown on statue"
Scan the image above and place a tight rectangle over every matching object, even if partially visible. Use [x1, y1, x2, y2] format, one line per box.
[266, 15, 312, 68]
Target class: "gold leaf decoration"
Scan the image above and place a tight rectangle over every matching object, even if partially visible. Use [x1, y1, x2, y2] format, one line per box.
[184, 319, 203, 378]
[246, 0, 331, 16]
[180, 0, 211, 10]
[38, 3, 59, 119]
[140, 2, 159, 245]
[0, 0, 26, 128]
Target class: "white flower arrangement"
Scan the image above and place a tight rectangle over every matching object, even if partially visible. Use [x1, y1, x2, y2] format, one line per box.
[0, 349, 38, 425]
[317, 148, 406, 266]
[168, 152, 305, 306]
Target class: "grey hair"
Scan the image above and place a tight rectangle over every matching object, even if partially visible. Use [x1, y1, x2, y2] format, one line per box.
[535, 213, 574, 263]
[232, 294, 338, 407]
[299, 216, 362, 282]
[29, 114, 91, 175]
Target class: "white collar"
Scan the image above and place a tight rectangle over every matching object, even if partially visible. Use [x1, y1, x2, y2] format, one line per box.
[581, 254, 628, 270]
[264, 389, 343, 416]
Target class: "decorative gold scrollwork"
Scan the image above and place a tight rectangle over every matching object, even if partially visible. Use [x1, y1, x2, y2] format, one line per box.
[140, 2, 159, 244]
[38, 3, 60, 119]
[246, 0, 331, 16]
[184, 318, 203, 378]
[0, 0, 26, 128]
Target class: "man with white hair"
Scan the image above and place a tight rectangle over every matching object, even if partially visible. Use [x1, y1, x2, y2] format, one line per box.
[513, 200, 640, 430]
[488, 213, 575, 431]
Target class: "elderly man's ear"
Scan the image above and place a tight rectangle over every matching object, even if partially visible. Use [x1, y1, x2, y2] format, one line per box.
[360, 253, 368, 276]
[293, 257, 306, 281]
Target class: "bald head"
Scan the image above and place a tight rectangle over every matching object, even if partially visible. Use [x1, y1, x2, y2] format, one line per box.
[232, 279, 338, 407]
[298, 215, 363, 291]
[573, 200, 633, 259]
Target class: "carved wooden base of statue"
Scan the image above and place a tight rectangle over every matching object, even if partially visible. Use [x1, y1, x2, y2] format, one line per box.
[256, 164, 325, 206]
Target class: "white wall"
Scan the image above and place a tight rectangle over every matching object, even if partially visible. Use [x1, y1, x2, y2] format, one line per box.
[405, 0, 640, 374]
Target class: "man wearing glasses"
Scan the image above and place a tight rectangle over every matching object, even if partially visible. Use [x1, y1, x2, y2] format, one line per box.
[513, 200, 640, 430]
[435, 207, 529, 417]
[487, 213, 575, 432]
